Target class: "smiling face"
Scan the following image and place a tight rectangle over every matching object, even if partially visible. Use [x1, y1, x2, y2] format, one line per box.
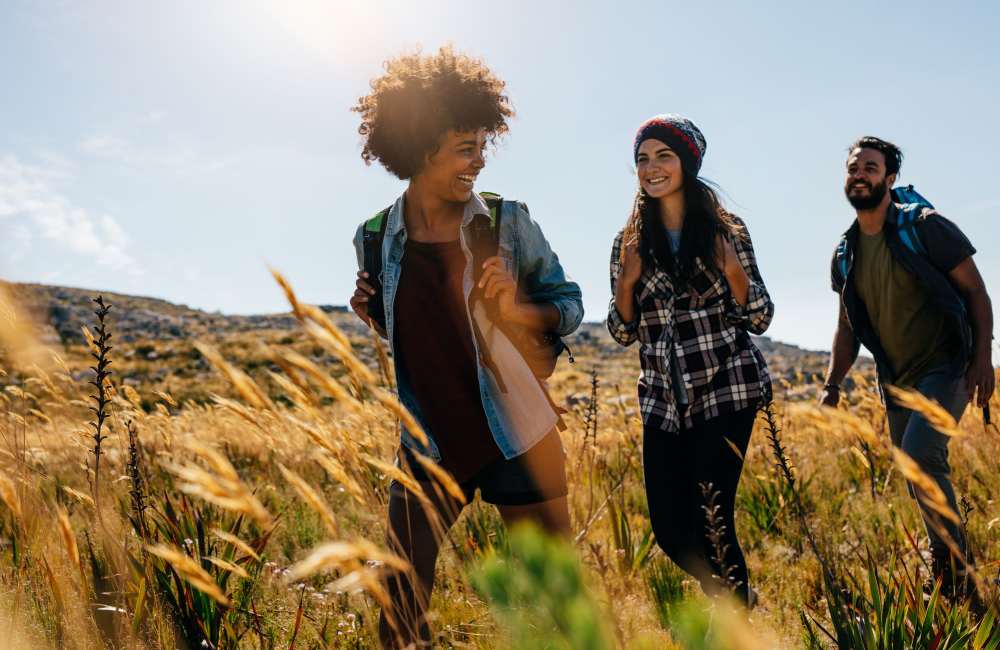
[417, 128, 487, 203]
[845, 147, 895, 210]
[636, 139, 684, 199]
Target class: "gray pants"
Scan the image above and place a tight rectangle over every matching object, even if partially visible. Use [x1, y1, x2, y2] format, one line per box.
[885, 366, 969, 559]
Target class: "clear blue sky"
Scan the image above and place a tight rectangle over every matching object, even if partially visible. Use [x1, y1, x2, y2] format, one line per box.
[2, 0, 998, 352]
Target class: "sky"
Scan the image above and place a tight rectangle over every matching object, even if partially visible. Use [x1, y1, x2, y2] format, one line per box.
[2, 0, 999, 353]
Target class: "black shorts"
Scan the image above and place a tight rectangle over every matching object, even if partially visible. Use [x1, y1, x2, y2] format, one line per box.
[398, 429, 568, 506]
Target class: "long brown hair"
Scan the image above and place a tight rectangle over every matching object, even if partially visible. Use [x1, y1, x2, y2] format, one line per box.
[621, 177, 742, 284]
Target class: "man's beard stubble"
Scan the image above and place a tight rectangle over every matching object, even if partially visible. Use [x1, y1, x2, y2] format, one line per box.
[846, 178, 888, 210]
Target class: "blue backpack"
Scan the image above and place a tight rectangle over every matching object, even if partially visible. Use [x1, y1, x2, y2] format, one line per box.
[833, 184, 935, 287]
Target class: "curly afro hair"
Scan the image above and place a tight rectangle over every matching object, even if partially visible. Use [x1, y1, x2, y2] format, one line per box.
[352, 46, 514, 180]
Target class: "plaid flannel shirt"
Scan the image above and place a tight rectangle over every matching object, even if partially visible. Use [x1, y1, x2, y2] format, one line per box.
[607, 214, 774, 433]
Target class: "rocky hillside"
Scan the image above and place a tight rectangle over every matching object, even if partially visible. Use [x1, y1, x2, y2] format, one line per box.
[10, 283, 354, 345]
[7, 282, 846, 404]
[10, 282, 817, 359]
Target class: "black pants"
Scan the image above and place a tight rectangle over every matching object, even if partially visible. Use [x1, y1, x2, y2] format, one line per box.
[643, 406, 757, 604]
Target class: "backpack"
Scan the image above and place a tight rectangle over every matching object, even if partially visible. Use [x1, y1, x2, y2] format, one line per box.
[833, 184, 934, 288]
[360, 192, 573, 379]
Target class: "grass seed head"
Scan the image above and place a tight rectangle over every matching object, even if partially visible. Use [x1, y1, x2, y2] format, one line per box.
[885, 385, 964, 437]
[56, 507, 80, 572]
[145, 543, 232, 606]
[211, 528, 261, 561]
[285, 539, 409, 583]
[278, 463, 339, 537]
[890, 447, 960, 524]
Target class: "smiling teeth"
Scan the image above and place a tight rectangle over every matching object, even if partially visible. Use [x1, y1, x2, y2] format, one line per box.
[648, 177, 666, 183]
[458, 175, 475, 183]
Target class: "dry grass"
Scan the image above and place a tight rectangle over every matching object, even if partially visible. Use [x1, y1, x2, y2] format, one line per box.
[0, 278, 997, 648]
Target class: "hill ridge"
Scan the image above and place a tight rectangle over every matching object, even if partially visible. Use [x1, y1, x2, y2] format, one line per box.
[8, 282, 824, 368]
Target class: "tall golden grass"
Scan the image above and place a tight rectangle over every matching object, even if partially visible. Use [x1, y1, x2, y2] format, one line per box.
[0, 275, 996, 648]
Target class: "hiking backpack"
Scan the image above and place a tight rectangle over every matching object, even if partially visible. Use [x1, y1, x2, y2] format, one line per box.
[360, 192, 573, 379]
[833, 184, 934, 288]
[832, 185, 989, 421]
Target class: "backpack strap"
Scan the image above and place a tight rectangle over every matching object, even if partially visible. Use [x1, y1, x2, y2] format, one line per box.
[468, 192, 505, 286]
[361, 206, 391, 330]
[894, 204, 929, 257]
[479, 191, 504, 228]
[833, 235, 851, 291]
[890, 184, 933, 257]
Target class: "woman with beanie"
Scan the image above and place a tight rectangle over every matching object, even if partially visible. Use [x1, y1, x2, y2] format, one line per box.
[607, 115, 774, 607]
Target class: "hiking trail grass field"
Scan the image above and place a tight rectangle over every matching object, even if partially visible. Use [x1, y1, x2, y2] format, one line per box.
[1, 278, 997, 649]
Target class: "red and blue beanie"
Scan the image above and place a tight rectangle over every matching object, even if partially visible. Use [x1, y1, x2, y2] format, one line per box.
[633, 114, 707, 176]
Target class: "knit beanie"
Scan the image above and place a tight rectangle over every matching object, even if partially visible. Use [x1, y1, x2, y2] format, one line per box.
[633, 114, 707, 176]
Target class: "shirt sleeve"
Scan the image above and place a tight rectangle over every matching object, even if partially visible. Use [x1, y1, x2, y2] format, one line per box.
[513, 202, 584, 336]
[918, 212, 976, 272]
[607, 230, 639, 347]
[723, 215, 774, 335]
[830, 244, 845, 293]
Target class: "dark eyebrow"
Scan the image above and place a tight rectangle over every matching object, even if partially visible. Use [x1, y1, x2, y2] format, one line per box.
[655, 146, 673, 156]
[456, 139, 478, 147]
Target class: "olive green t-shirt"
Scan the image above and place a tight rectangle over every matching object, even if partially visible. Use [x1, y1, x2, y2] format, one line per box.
[853, 229, 958, 387]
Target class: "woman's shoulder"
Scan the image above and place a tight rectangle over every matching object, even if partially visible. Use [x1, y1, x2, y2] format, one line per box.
[610, 228, 627, 252]
[504, 197, 535, 232]
[720, 209, 747, 229]
[720, 210, 754, 243]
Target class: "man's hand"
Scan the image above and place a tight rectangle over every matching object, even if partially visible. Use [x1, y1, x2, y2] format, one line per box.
[966, 348, 996, 408]
[349, 270, 386, 336]
[819, 385, 841, 408]
[479, 256, 518, 319]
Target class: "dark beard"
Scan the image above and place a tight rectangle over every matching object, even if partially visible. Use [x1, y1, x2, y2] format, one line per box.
[845, 178, 888, 210]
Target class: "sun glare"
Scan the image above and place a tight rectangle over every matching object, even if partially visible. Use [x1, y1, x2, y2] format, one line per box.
[265, 0, 388, 66]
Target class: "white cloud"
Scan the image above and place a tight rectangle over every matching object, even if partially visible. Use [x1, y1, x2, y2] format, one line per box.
[79, 135, 131, 160]
[0, 154, 141, 273]
[78, 133, 235, 175]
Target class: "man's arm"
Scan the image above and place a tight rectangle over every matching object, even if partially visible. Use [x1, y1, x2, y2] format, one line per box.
[821, 301, 860, 407]
[948, 257, 995, 408]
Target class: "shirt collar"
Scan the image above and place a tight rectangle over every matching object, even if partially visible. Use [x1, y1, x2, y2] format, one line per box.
[462, 191, 491, 226]
[844, 202, 901, 242]
[387, 191, 490, 237]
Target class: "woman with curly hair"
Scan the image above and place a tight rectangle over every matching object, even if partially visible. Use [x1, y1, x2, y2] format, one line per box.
[349, 47, 582, 648]
[608, 115, 774, 608]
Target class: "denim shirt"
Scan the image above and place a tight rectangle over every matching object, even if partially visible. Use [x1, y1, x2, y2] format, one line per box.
[353, 191, 584, 461]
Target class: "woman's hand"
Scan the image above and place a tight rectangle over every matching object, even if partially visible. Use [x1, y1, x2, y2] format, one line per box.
[619, 236, 643, 289]
[714, 233, 743, 277]
[479, 256, 518, 318]
[349, 271, 386, 336]
[480, 256, 563, 331]
[613, 236, 643, 326]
